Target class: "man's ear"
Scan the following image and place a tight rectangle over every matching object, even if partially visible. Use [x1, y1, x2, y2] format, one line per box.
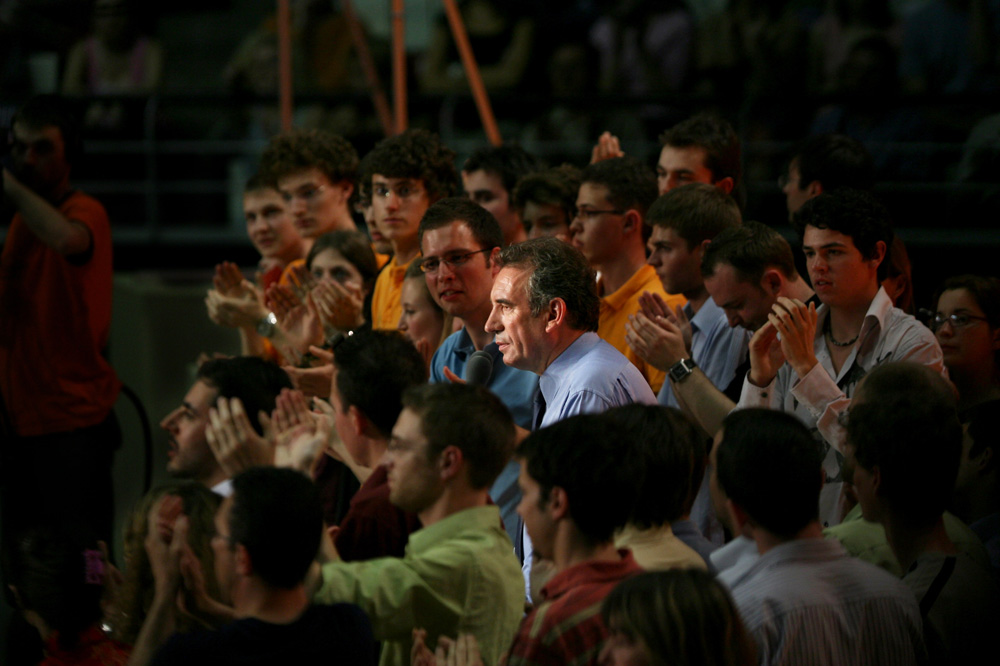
[760, 268, 783, 296]
[339, 181, 355, 203]
[488, 247, 502, 277]
[807, 180, 823, 197]
[991, 327, 1000, 351]
[438, 445, 464, 481]
[870, 240, 887, 269]
[544, 298, 568, 333]
[348, 405, 370, 438]
[547, 486, 569, 521]
[235, 543, 252, 577]
[621, 209, 641, 236]
[714, 177, 734, 195]
[971, 446, 994, 474]
[870, 465, 882, 497]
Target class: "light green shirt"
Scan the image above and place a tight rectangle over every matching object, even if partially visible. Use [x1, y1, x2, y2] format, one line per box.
[824, 505, 990, 576]
[315, 505, 524, 666]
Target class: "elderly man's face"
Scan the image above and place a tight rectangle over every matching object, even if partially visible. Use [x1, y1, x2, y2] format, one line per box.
[485, 266, 551, 374]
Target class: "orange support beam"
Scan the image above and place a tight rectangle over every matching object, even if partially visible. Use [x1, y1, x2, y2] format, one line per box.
[441, 0, 501, 145]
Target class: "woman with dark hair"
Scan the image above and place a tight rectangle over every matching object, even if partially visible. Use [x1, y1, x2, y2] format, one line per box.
[933, 274, 1000, 414]
[5, 524, 129, 665]
[600, 569, 756, 666]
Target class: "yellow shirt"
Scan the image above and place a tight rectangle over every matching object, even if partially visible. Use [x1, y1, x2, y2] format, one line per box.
[597, 264, 686, 394]
[370, 254, 416, 330]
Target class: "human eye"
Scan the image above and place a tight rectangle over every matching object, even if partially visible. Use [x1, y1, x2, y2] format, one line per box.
[420, 258, 439, 273]
[447, 252, 472, 266]
[952, 313, 970, 326]
[311, 268, 324, 281]
[331, 267, 353, 283]
[397, 184, 414, 198]
[374, 184, 390, 197]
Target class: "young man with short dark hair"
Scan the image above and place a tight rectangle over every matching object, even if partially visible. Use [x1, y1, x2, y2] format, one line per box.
[462, 145, 545, 246]
[364, 129, 460, 330]
[782, 134, 874, 219]
[656, 113, 741, 200]
[738, 189, 944, 526]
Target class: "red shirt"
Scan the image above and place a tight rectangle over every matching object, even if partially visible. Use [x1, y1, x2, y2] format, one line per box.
[334, 463, 422, 561]
[504, 550, 643, 666]
[0, 190, 120, 436]
[42, 625, 129, 666]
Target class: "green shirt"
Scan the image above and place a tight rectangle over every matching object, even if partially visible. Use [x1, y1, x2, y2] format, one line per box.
[314, 505, 523, 666]
[824, 505, 990, 576]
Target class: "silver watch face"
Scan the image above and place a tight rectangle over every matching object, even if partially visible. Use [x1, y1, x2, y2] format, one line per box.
[257, 312, 277, 337]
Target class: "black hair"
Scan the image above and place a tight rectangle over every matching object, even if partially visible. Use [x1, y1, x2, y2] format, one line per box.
[306, 230, 379, 292]
[196, 357, 292, 435]
[333, 330, 427, 437]
[659, 113, 741, 189]
[701, 220, 798, 283]
[603, 405, 701, 528]
[362, 129, 459, 203]
[401, 383, 515, 489]
[244, 171, 277, 194]
[518, 414, 639, 545]
[12, 94, 83, 166]
[717, 409, 824, 538]
[499, 237, 600, 332]
[791, 189, 894, 281]
[228, 467, 323, 588]
[580, 156, 659, 218]
[418, 196, 504, 251]
[463, 144, 546, 194]
[511, 164, 582, 229]
[848, 362, 962, 527]
[647, 183, 741, 250]
[791, 134, 874, 192]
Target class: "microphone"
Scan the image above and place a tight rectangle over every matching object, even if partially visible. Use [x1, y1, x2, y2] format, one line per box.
[464, 350, 494, 386]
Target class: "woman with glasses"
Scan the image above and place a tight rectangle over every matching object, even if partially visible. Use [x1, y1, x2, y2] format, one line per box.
[933, 275, 1000, 415]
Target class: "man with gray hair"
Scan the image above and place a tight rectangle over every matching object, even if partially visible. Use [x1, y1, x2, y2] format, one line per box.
[486, 237, 656, 430]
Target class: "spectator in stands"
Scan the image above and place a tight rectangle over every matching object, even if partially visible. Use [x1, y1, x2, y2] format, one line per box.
[656, 113, 742, 203]
[574, 157, 685, 393]
[462, 145, 544, 246]
[604, 405, 706, 571]
[398, 261, 452, 369]
[600, 569, 756, 666]
[504, 414, 642, 665]
[487, 237, 656, 430]
[717, 408, 925, 665]
[655, 221, 816, 438]
[242, 173, 306, 288]
[364, 129, 460, 330]
[738, 190, 944, 527]
[512, 164, 581, 243]
[327, 330, 426, 561]
[781, 133, 875, 220]
[259, 129, 359, 243]
[128, 467, 376, 665]
[419, 198, 538, 554]
[160, 357, 291, 496]
[846, 362, 1000, 663]
[626, 184, 745, 411]
[3, 524, 130, 666]
[313, 383, 523, 666]
[932, 274, 1000, 414]
[110, 482, 224, 646]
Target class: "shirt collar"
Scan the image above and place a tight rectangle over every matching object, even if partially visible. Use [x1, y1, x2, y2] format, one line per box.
[599, 265, 658, 313]
[690, 296, 725, 334]
[540, 550, 639, 601]
[813, 286, 894, 342]
[406, 505, 502, 556]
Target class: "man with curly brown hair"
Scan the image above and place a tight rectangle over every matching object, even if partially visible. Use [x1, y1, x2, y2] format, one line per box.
[362, 129, 460, 330]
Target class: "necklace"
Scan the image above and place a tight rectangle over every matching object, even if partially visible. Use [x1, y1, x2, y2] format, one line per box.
[824, 315, 859, 347]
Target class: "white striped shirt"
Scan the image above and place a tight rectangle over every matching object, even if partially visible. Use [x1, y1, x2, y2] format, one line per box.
[730, 538, 925, 666]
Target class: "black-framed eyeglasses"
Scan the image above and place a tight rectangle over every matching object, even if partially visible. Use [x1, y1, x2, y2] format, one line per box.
[573, 208, 624, 221]
[929, 312, 990, 332]
[419, 248, 493, 274]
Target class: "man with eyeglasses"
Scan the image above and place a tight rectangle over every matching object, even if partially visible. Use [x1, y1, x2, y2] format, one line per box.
[364, 129, 460, 330]
[418, 198, 538, 553]
[572, 157, 685, 394]
[737, 189, 945, 527]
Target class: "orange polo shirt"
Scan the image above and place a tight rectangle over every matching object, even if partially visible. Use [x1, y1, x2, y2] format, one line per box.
[370, 254, 416, 330]
[597, 264, 686, 394]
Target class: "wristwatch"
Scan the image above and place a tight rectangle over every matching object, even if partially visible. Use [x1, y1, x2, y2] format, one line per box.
[668, 358, 697, 383]
[256, 311, 278, 338]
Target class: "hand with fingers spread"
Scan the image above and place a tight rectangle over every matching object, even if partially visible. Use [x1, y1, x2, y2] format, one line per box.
[282, 363, 333, 399]
[639, 292, 693, 354]
[213, 261, 246, 297]
[312, 279, 365, 334]
[412, 628, 435, 666]
[625, 311, 688, 372]
[747, 320, 786, 387]
[767, 297, 819, 379]
[177, 539, 235, 628]
[590, 131, 625, 164]
[205, 396, 276, 475]
[287, 262, 318, 301]
[266, 283, 324, 355]
[271, 388, 332, 472]
[144, 496, 187, 596]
